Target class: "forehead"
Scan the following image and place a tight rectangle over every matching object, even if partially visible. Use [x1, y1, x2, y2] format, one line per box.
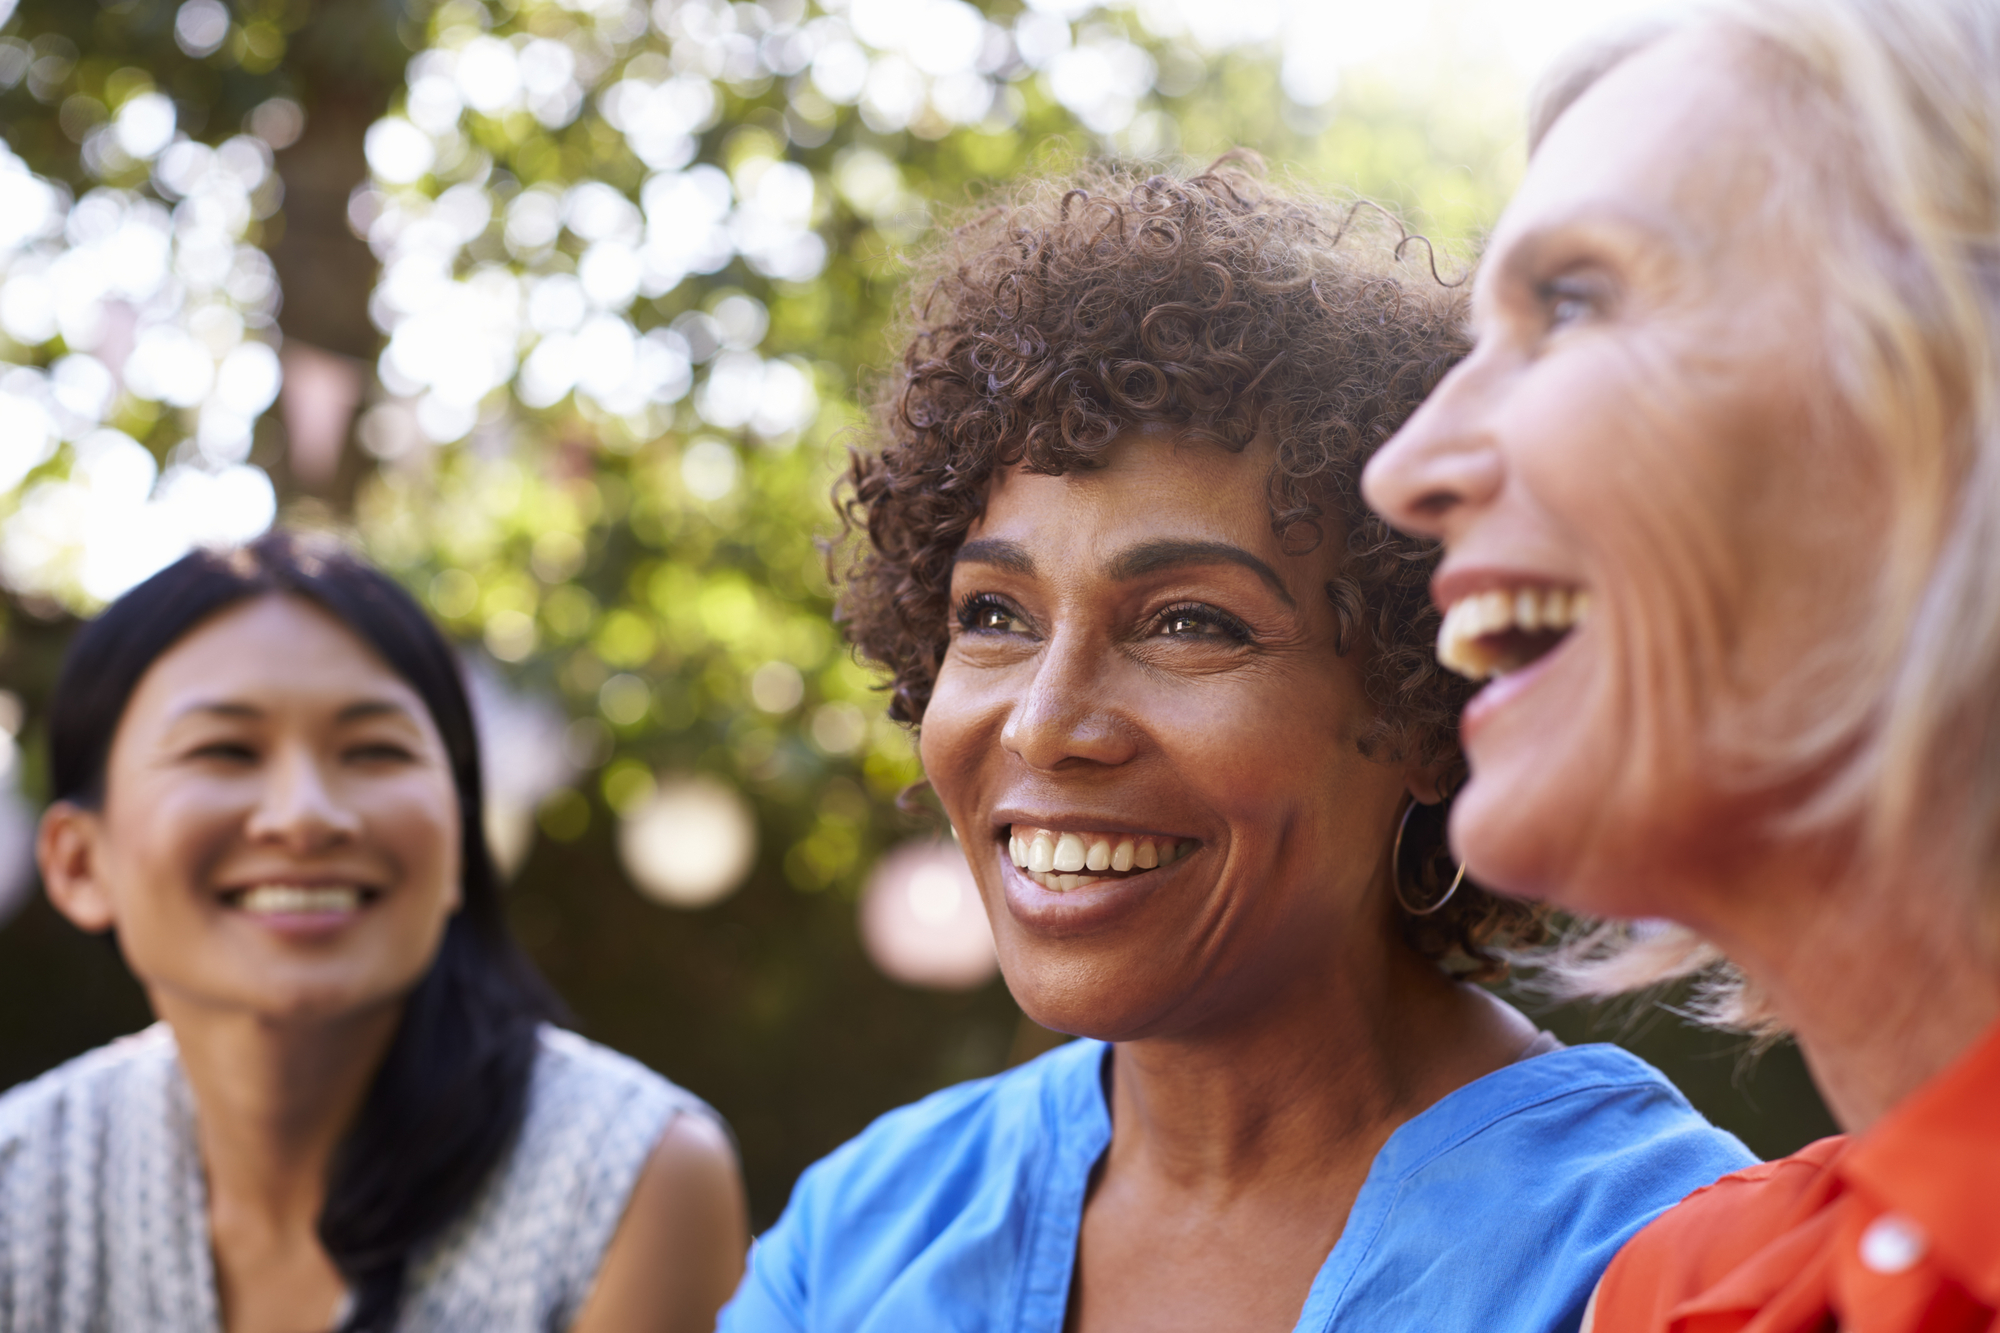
[973, 431, 1295, 558]
[124, 594, 424, 724]
[1483, 29, 1785, 294]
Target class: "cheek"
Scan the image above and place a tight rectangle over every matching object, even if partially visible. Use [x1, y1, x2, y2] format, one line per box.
[1186, 672, 1341, 749]
[101, 784, 241, 910]
[916, 663, 996, 812]
[87, 793, 242, 987]
[1523, 330, 1759, 588]
[356, 780, 463, 995]
[368, 778, 463, 907]
[1457, 335, 1832, 910]
[1542, 341, 1836, 752]
[1151, 668, 1375, 838]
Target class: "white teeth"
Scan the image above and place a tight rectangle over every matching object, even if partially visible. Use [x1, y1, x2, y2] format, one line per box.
[1020, 870, 1101, 892]
[236, 885, 363, 915]
[1515, 589, 1540, 632]
[1436, 585, 1592, 682]
[1005, 828, 1192, 889]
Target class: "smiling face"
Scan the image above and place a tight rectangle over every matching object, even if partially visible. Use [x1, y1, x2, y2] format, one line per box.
[39, 594, 464, 1024]
[921, 432, 1426, 1040]
[1362, 31, 1890, 922]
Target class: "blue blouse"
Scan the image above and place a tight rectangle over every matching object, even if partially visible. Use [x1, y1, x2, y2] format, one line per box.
[720, 1038, 1753, 1333]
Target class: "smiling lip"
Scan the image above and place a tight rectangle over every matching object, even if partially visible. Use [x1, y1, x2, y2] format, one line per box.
[217, 879, 382, 939]
[1428, 565, 1595, 740]
[991, 816, 1197, 939]
[1458, 635, 1575, 743]
[1430, 566, 1592, 686]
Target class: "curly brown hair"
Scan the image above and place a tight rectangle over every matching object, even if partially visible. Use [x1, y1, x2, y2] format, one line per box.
[835, 160, 1546, 978]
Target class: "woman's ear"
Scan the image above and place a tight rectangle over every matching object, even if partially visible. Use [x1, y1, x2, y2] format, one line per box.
[1405, 760, 1454, 807]
[37, 802, 117, 933]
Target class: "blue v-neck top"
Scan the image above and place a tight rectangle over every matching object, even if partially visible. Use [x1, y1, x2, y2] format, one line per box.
[719, 1039, 1753, 1333]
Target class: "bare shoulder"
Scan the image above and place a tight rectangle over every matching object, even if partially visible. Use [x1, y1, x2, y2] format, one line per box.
[570, 1111, 749, 1333]
[634, 1111, 746, 1218]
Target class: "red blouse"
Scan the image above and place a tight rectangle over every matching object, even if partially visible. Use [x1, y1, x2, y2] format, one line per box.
[1593, 1019, 2000, 1333]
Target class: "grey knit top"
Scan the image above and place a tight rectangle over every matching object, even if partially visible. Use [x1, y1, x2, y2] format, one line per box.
[0, 1024, 710, 1332]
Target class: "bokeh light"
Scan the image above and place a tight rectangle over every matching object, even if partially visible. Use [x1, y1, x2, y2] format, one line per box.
[467, 662, 578, 876]
[859, 838, 998, 991]
[0, 692, 32, 929]
[618, 771, 759, 908]
[358, 2, 836, 452]
[0, 83, 288, 608]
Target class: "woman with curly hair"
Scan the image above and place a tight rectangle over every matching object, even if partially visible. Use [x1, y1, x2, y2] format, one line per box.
[719, 163, 1750, 1333]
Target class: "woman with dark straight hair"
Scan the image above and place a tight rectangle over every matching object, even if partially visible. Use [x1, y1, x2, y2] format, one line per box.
[0, 530, 747, 1332]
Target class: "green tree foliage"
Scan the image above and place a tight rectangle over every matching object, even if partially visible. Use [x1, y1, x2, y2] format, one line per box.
[0, 0, 1839, 1222]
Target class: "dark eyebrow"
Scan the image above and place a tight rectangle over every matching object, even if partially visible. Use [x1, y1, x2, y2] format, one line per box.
[953, 538, 1035, 575]
[336, 700, 418, 724]
[173, 700, 263, 722]
[169, 699, 416, 724]
[1107, 539, 1295, 607]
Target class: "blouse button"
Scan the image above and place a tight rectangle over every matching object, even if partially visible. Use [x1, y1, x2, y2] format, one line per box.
[1859, 1213, 1927, 1275]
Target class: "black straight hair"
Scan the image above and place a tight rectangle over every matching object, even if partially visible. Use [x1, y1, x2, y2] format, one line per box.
[45, 530, 563, 1333]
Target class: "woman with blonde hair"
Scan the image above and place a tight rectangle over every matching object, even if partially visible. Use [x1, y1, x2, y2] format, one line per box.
[1364, 0, 2000, 1326]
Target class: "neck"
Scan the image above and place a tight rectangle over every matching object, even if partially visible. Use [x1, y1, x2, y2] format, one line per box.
[1691, 852, 2000, 1133]
[1105, 935, 1533, 1195]
[154, 991, 403, 1232]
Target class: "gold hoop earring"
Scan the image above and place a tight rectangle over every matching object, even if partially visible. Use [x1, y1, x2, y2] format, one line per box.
[1391, 799, 1466, 917]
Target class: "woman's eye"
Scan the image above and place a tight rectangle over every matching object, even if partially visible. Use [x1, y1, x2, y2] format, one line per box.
[1539, 276, 1601, 330]
[348, 743, 415, 763]
[957, 595, 1027, 635]
[190, 742, 257, 763]
[1156, 604, 1250, 642]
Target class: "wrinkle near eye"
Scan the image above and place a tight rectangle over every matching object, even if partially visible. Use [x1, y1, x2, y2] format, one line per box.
[1150, 603, 1253, 643]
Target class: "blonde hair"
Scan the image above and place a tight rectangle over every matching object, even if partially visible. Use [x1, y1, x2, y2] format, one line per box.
[1525, 0, 2000, 1032]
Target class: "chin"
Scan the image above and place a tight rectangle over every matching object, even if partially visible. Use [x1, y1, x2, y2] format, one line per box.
[1456, 749, 1726, 924]
[997, 945, 1177, 1044]
[1453, 760, 1610, 918]
[234, 970, 412, 1026]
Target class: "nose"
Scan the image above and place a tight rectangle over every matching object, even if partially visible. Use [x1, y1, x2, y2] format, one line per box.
[244, 744, 362, 852]
[1361, 357, 1506, 542]
[1000, 627, 1137, 773]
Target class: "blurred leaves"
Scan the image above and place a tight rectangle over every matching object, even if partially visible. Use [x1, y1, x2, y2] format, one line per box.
[0, 0, 1619, 1221]
[0, 0, 1526, 846]
[336, 0, 1524, 914]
